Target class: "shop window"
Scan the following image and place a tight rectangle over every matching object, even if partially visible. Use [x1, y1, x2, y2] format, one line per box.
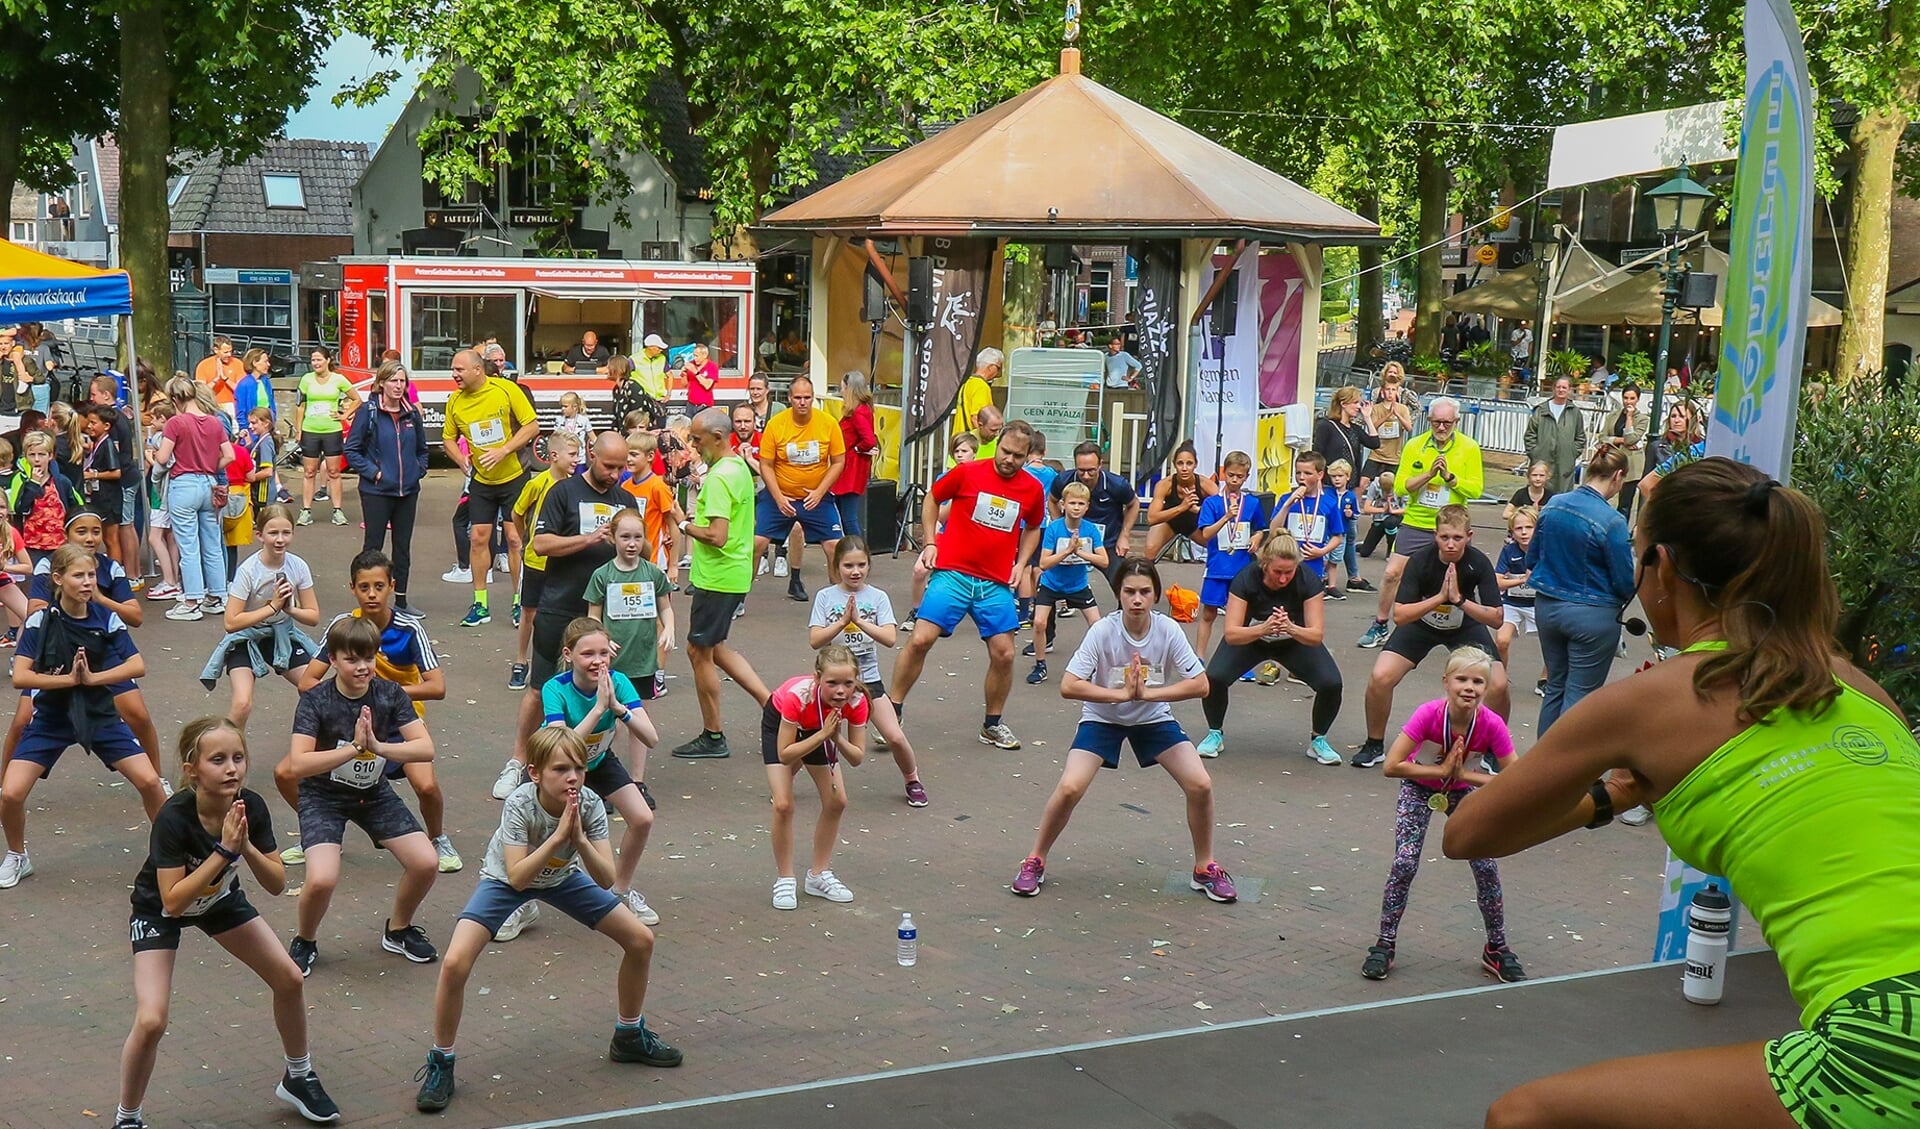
[213, 284, 293, 330]
[641, 295, 743, 372]
[409, 291, 516, 371]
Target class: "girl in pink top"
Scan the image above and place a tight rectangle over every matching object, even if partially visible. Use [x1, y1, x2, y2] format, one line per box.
[761, 646, 868, 911]
[1363, 645, 1524, 985]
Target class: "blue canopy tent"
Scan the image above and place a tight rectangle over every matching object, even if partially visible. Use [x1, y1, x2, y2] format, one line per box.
[0, 240, 133, 320]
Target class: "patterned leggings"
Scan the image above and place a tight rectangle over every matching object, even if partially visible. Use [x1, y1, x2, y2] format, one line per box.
[1376, 780, 1506, 949]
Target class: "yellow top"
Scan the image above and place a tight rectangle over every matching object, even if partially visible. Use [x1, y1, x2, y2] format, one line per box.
[443, 378, 536, 486]
[760, 408, 845, 497]
[513, 469, 565, 570]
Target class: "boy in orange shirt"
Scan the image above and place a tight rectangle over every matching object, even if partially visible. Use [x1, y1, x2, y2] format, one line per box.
[624, 431, 684, 587]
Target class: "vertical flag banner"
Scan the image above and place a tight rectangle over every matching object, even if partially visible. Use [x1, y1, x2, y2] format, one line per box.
[1656, 0, 1814, 961]
[1131, 241, 1184, 483]
[1195, 247, 1262, 475]
[906, 237, 995, 443]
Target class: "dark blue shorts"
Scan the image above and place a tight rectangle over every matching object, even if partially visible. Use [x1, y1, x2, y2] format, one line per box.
[13, 718, 144, 776]
[754, 492, 843, 544]
[456, 870, 622, 934]
[1071, 719, 1191, 769]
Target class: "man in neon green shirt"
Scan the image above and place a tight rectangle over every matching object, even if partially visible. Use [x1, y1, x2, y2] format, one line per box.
[634, 334, 669, 401]
[671, 407, 770, 761]
[950, 347, 1002, 443]
[1358, 396, 1483, 651]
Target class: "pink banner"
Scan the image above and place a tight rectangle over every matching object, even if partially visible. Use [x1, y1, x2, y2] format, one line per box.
[1256, 252, 1309, 407]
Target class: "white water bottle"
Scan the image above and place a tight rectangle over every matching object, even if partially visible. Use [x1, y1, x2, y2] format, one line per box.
[896, 913, 918, 967]
[1682, 883, 1732, 1005]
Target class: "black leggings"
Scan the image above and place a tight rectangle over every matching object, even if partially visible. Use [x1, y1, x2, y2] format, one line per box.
[1203, 638, 1344, 736]
[361, 489, 419, 595]
[451, 496, 506, 570]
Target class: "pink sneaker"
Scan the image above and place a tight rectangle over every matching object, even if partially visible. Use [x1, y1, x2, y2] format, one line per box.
[1010, 856, 1045, 897]
[1191, 862, 1237, 903]
[905, 780, 929, 808]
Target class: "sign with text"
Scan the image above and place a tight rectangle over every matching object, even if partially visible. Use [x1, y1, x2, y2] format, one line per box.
[1006, 348, 1102, 460]
[1196, 247, 1261, 474]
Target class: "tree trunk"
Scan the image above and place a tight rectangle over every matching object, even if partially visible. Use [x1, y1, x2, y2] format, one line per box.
[120, 0, 173, 371]
[1412, 139, 1448, 360]
[1833, 106, 1913, 383]
[1355, 191, 1384, 355]
[0, 125, 21, 237]
[1003, 244, 1045, 350]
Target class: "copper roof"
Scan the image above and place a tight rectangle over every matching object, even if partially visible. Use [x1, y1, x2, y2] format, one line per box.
[760, 51, 1383, 245]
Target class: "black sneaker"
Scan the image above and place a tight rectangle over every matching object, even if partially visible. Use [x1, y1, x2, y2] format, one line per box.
[113, 1117, 148, 1129]
[414, 1049, 455, 1111]
[638, 780, 658, 811]
[1324, 587, 1348, 601]
[288, 935, 318, 978]
[787, 577, 808, 603]
[1350, 740, 1386, 769]
[1348, 577, 1375, 592]
[671, 732, 731, 759]
[1534, 678, 1547, 698]
[1021, 641, 1037, 657]
[382, 919, 439, 963]
[609, 1021, 684, 1067]
[1026, 661, 1048, 685]
[1482, 944, 1527, 983]
[1361, 944, 1395, 980]
[276, 1069, 341, 1123]
[507, 662, 530, 691]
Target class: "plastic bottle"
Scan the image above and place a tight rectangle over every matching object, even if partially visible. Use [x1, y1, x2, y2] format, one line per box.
[1682, 883, 1732, 1005]
[896, 912, 918, 967]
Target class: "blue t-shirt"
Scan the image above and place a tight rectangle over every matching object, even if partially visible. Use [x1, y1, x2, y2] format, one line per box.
[1336, 487, 1360, 532]
[1273, 488, 1346, 576]
[29, 551, 132, 607]
[1024, 463, 1057, 497]
[19, 601, 139, 700]
[1038, 516, 1104, 593]
[1495, 541, 1535, 607]
[541, 669, 643, 770]
[1197, 492, 1268, 580]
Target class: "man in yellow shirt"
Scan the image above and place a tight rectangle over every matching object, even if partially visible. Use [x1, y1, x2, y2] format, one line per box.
[634, 333, 669, 400]
[442, 348, 540, 627]
[754, 374, 845, 603]
[950, 346, 1002, 443]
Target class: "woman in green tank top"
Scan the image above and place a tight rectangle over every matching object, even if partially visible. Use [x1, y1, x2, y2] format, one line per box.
[1444, 456, 1920, 1129]
[293, 348, 360, 526]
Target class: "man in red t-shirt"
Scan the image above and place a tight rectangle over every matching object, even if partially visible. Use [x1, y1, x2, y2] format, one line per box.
[888, 420, 1043, 750]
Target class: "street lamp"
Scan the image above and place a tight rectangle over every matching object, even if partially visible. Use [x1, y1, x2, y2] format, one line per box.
[1644, 165, 1715, 429]
[1530, 228, 1561, 387]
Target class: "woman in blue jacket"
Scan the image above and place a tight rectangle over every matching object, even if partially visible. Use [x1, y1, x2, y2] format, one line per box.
[1525, 443, 1635, 735]
[344, 361, 428, 608]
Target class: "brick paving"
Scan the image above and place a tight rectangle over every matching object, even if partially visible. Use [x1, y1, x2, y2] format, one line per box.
[0, 473, 1672, 1126]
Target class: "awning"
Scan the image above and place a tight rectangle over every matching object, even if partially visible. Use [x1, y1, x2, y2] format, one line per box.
[1442, 243, 1618, 319]
[1556, 246, 1842, 327]
[0, 241, 133, 320]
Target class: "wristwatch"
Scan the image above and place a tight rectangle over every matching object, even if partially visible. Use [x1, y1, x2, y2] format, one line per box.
[212, 843, 241, 862]
[1584, 780, 1615, 828]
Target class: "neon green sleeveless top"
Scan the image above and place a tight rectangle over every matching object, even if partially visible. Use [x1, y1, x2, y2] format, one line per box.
[1656, 641, 1920, 1026]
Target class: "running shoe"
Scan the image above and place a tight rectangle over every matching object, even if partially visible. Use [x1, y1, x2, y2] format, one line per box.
[493, 552, 509, 574]
[1482, 944, 1527, 983]
[623, 888, 661, 926]
[288, 936, 318, 978]
[144, 582, 180, 600]
[382, 920, 439, 963]
[1254, 660, 1283, 685]
[1196, 729, 1224, 759]
[654, 671, 667, 698]
[1534, 678, 1547, 698]
[671, 731, 731, 759]
[1348, 577, 1375, 592]
[805, 869, 854, 902]
[201, 594, 225, 611]
[1010, 855, 1045, 896]
[1026, 661, 1048, 684]
[901, 609, 918, 631]
[491, 759, 526, 799]
[756, 555, 770, 577]
[1190, 862, 1238, 903]
[1021, 641, 1037, 657]
[314, 488, 330, 503]
[1357, 619, 1389, 648]
[492, 902, 538, 941]
[295, 509, 313, 527]
[1324, 587, 1347, 601]
[275, 1069, 341, 1123]
[510, 599, 522, 629]
[1619, 805, 1653, 826]
[441, 566, 472, 584]
[329, 508, 348, 526]
[979, 723, 1021, 750]
[164, 601, 204, 621]
[507, 662, 529, 691]
[0, 628, 15, 648]
[773, 556, 789, 578]
[1361, 943, 1395, 980]
[433, 834, 463, 873]
[732, 599, 747, 619]
[113, 1115, 148, 1129]
[458, 602, 490, 627]
[1239, 668, 1257, 682]
[414, 1049, 455, 1112]
[160, 778, 174, 798]
[609, 1021, 683, 1067]
[905, 780, 929, 808]
[0, 849, 32, 888]
[1307, 735, 1341, 765]
[638, 780, 657, 811]
[787, 576, 808, 603]
[772, 876, 798, 910]
[1351, 739, 1386, 769]
[128, 577, 146, 593]
[281, 842, 306, 865]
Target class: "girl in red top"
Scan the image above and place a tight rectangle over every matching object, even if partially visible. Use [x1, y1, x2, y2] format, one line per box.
[13, 432, 80, 561]
[830, 373, 879, 540]
[761, 645, 868, 911]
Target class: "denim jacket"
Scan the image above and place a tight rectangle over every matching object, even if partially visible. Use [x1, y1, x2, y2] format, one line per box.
[198, 620, 322, 689]
[1525, 485, 1635, 607]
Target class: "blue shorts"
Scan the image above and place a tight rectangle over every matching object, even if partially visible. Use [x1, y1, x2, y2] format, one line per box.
[1072, 719, 1191, 769]
[13, 717, 144, 776]
[754, 492, 844, 544]
[1201, 576, 1234, 609]
[456, 870, 624, 935]
[920, 569, 1019, 639]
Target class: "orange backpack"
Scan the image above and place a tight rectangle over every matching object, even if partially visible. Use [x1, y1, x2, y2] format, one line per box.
[1166, 584, 1199, 623]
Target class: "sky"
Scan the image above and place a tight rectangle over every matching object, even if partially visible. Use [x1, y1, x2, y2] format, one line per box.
[282, 34, 422, 148]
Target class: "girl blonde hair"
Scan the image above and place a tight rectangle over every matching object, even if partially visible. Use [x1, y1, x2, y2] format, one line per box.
[49, 401, 84, 456]
[177, 716, 249, 793]
[1444, 646, 1495, 681]
[166, 375, 218, 415]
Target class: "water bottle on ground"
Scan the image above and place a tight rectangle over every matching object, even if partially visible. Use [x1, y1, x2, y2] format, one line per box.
[1682, 883, 1732, 1005]
[897, 912, 918, 967]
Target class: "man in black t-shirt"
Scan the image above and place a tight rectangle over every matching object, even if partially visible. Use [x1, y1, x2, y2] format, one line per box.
[562, 330, 612, 375]
[1354, 504, 1508, 769]
[1048, 441, 1140, 568]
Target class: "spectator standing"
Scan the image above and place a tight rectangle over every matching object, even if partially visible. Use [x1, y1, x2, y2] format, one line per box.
[1508, 321, 1534, 382]
[1527, 445, 1636, 735]
[1103, 337, 1142, 389]
[680, 343, 719, 410]
[346, 361, 429, 609]
[18, 324, 56, 414]
[831, 372, 879, 539]
[193, 336, 244, 424]
[293, 349, 359, 527]
[1599, 386, 1651, 519]
[1523, 377, 1587, 494]
[951, 348, 1002, 443]
[154, 377, 235, 620]
[633, 334, 669, 401]
[1313, 386, 1381, 495]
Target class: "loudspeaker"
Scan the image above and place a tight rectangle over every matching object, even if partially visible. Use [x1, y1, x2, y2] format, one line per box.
[1044, 243, 1076, 272]
[864, 479, 899, 553]
[907, 257, 934, 326]
[1678, 271, 1717, 310]
[1208, 273, 1239, 336]
[862, 269, 888, 322]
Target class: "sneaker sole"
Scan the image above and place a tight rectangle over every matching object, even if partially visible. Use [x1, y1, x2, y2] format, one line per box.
[462, 617, 492, 627]
[905, 795, 929, 809]
[671, 747, 731, 759]
[1308, 753, 1342, 765]
[0, 863, 31, 888]
[979, 735, 1021, 750]
[380, 935, 438, 963]
[437, 857, 463, 873]
[1189, 879, 1237, 903]
[609, 1044, 684, 1067]
[1010, 876, 1044, 896]
[1482, 959, 1526, 983]
[804, 886, 854, 903]
[1362, 960, 1394, 981]
[772, 898, 797, 911]
[492, 923, 528, 942]
[281, 849, 305, 865]
[416, 1088, 453, 1113]
[275, 1081, 341, 1124]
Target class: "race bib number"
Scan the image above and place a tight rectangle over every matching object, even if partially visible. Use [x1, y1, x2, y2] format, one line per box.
[1379, 421, 1401, 439]
[1423, 603, 1464, 630]
[1054, 536, 1089, 562]
[181, 870, 233, 917]
[578, 502, 618, 536]
[1286, 512, 1328, 545]
[1222, 522, 1252, 551]
[585, 727, 617, 762]
[467, 416, 506, 447]
[1419, 484, 1451, 508]
[785, 440, 822, 467]
[536, 854, 575, 884]
[631, 495, 648, 518]
[608, 581, 657, 621]
[972, 492, 1018, 532]
[1103, 661, 1166, 689]
[328, 742, 388, 789]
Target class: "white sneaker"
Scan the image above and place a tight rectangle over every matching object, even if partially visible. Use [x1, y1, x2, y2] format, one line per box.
[804, 869, 854, 903]
[0, 849, 32, 888]
[433, 834, 463, 873]
[491, 759, 526, 800]
[772, 556, 789, 578]
[756, 555, 770, 577]
[160, 778, 174, 798]
[493, 553, 510, 574]
[441, 566, 472, 584]
[1619, 805, 1653, 826]
[164, 601, 204, 621]
[492, 901, 539, 941]
[772, 876, 798, 910]
[623, 888, 660, 925]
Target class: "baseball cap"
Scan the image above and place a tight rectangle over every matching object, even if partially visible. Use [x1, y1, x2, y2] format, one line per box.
[643, 333, 668, 349]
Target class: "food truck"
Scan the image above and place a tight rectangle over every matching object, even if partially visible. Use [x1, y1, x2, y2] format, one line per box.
[330, 256, 757, 441]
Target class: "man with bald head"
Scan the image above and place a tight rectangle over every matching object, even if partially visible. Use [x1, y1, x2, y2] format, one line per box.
[753, 374, 845, 603]
[672, 407, 770, 760]
[444, 348, 540, 627]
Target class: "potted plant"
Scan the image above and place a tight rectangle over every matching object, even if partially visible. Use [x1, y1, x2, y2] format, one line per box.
[1615, 351, 1654, 387]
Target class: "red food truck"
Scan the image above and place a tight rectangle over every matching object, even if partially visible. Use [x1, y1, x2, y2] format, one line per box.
[331, 256, 757, 442]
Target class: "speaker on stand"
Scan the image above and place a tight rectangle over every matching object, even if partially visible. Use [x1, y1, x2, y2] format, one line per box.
[1208, 272, 1239, 475]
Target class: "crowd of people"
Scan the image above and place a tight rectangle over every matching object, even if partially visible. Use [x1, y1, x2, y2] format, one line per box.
[0, 329, 1912, 1129]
